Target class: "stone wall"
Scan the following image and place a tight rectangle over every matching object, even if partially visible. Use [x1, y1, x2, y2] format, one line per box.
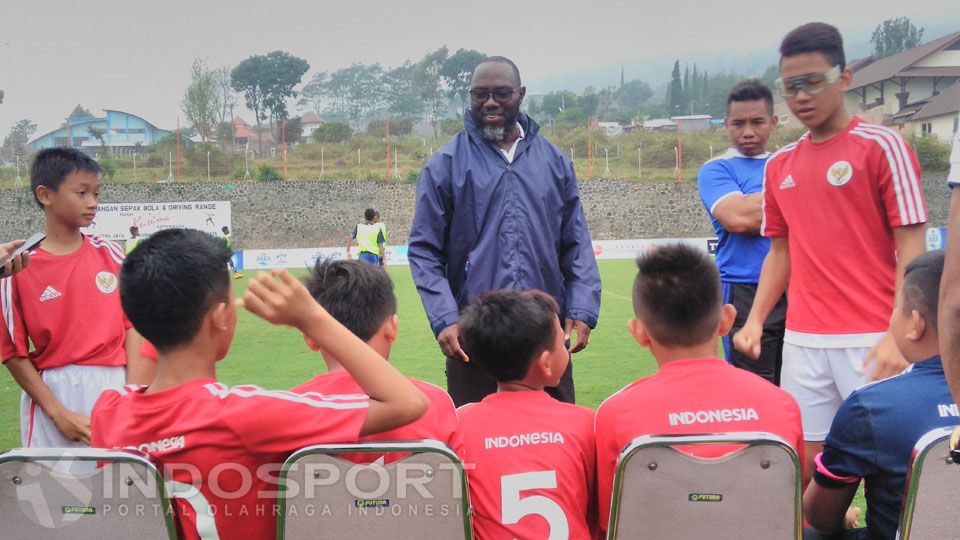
[0, 173, 952, 249]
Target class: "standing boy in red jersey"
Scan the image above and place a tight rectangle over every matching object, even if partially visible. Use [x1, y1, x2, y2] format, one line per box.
[91, 228, 427, 540]
[596, 244, 803, 536]
[1, 148, 151, 450]
[734, 22, 927, 485]
[292, 259, 458, 461]
[456, 290, 596, 539]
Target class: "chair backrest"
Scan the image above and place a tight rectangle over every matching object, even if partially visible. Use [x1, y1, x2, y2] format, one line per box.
[898, 427, 960, 540]
[607, 432, 802, 540]
[0, 447, 177, 540]
[278, 440, 472, 540]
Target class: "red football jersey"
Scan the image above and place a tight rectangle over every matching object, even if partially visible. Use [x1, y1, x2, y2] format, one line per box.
[456, 391, 597, 540]
[1, 235, 130, 369]
[595, 358, 804, 533]
[91, 379, 369, 540]
[762, 118, 927, 345]
[293, 370, 458, 463]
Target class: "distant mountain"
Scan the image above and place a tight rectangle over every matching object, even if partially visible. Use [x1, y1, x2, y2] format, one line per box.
[526, 18, 960, 96]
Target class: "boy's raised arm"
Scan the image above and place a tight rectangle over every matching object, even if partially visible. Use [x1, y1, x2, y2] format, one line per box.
[241, 269, 428, 436]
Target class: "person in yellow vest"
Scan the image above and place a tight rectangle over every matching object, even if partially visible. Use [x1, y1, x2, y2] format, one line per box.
[346, 208, 385, 266]
[374, 210, 388, 268]
[125, 226, 142, 255]
[221, 225, 243, 279]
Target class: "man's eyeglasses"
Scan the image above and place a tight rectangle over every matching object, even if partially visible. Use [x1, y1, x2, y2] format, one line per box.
[775, 65, 842, 99]
[469, 88, 521, 103]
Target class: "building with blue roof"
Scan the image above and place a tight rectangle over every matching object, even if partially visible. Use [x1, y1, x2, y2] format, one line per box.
[28, 110, 173, 154]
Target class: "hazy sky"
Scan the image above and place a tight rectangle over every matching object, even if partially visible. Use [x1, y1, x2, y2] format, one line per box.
[0, 0, 957, 138]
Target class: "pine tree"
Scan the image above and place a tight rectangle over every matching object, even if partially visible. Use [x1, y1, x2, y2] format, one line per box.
[668, 60, 683, 116]
[691, 65, 700, 106]
[682, 65, 690, 114]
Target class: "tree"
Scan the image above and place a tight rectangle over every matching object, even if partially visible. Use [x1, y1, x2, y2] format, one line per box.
[283, 117, 303, 143]
[212, 66, 237, 138]
[412, 46, 449, 139]
[579, 87, 600, 118]
[683, 65, 691, 113]
[2, 119, 37, 152]
[181, 58, 219, 141]
[312, 122, 352, 143]
[667, 60, 683, 116]
[0, 90, 4, 104]
[261, 51, 310, 138]
[298, 71, 328, 117]
[69, 104, 95, 120]
[759, 64, 779, 89]
[441, 48, 486, 109]
[326, 64, 386, 131]
[231, 54, 271, 152]
[384, 63, 424, 122]
[555, 107, 587, 125]
[616, 79, 654, 108]
[231, 51, 309, 151]
[691, 65, 700, 104]
[872, 17, 924, 59]
[541, 91, 577, 121]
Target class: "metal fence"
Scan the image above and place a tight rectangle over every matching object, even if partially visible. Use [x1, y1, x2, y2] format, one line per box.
[0, 123, 953, 187]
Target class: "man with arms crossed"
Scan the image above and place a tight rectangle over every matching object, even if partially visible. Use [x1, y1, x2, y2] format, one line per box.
[698, 79, 787, 384]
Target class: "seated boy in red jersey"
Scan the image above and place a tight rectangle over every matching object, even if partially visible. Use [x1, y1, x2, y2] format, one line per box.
[2, 148, 151, 453]
[595, 243, 804, 535]
[457, 290, 597, 539]
[292, 259, 458, 462]
[91, 228, 427, 540]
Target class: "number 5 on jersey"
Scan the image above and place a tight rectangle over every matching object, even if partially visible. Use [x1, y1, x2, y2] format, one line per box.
[501, 471, 569, 539]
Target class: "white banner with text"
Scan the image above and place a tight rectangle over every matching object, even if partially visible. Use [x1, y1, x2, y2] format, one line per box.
[81, 201, 232, 241]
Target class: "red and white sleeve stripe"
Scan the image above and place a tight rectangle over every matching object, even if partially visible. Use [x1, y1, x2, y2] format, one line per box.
[851, 124, 927, 225]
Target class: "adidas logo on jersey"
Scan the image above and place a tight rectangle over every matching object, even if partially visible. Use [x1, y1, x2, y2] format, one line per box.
[779, 175, 796, 190]
[39, 286, 62, 302]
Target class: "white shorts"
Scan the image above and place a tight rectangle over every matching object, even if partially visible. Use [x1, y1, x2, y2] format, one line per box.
[20, 364, 126, 448]
[780, 344, 871, 441]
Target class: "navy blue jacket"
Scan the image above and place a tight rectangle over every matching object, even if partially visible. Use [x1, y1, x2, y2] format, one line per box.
[409, 111, 602, 336]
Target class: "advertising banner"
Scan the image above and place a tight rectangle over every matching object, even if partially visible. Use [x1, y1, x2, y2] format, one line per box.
[81, 201, 232, 241]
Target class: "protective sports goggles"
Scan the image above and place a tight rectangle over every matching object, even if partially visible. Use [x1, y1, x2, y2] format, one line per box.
[775, 65, 842, 99]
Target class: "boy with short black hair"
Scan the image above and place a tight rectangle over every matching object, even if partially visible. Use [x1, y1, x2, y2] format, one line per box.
[91, 228, 427, 539]
[1, 148, 149, 451]
[292, 258, 457, 461]
[734, 21, 927, 485]
[347, 208, 385, 266]
[596, 243, 803, 535]
[457, 290, 596, 539]
[804, 250, 958, 540]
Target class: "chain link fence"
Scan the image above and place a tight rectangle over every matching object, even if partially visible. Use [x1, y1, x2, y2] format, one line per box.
[0, 123, 953, 188]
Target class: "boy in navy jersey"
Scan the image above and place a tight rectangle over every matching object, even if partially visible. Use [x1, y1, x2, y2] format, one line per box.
[805, 250, 958, 540]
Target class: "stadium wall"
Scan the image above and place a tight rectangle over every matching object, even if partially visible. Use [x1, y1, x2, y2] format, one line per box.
[0, 174, 953, 249]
